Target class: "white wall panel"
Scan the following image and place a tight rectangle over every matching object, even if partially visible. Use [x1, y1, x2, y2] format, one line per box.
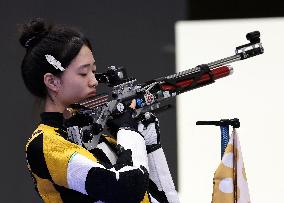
[176, 18, 284, 202]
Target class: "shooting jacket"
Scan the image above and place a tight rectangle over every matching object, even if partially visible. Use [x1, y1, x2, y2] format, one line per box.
[25, 112, 172, 203]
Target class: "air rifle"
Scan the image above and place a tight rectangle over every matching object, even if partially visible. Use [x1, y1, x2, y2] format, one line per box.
[67, 31, 264, 150]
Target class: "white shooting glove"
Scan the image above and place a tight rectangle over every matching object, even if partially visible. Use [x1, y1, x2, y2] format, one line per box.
[138, 112, 161, 147]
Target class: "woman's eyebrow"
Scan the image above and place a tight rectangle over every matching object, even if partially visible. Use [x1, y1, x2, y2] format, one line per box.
[78, 61, 96, 69]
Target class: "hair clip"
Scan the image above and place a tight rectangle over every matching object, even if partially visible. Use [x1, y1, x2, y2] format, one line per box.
[25, 36, 36, 48]
[45, 55, 65, 71]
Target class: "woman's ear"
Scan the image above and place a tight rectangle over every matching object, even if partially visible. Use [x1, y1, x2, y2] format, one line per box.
[43, 73, 62, 92]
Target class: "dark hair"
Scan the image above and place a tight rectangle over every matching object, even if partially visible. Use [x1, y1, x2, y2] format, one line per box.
[19, 18, 93, 98]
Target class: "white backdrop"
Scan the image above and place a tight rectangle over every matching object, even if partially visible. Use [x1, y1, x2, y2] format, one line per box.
[175, 18, 284, 202]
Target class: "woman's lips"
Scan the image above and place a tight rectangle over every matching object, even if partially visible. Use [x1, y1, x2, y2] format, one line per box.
[79, 91, 97, 103]
[86, 91, 97, 99]
[87, 91, 97, 97]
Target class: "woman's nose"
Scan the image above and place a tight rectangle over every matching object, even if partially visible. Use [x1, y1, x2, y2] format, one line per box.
[89, 74, 98, 87]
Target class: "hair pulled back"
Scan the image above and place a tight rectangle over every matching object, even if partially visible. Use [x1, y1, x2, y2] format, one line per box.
[19, 18, 93, 98]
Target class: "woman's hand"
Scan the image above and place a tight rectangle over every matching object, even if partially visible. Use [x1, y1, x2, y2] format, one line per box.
[137, 112, 161, 146]
[106, 100, 139, 136]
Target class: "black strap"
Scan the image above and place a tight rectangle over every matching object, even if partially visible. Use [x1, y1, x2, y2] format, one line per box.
[146, 144, 162, 154]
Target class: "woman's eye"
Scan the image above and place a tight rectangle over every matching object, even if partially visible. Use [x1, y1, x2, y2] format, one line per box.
[79, 73, 87, 76]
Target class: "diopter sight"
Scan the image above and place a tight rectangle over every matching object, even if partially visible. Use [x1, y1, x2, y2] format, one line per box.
[235, 30, 264, 59]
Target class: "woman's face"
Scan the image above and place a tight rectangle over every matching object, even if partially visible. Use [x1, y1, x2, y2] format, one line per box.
[57, 45, 98, 106]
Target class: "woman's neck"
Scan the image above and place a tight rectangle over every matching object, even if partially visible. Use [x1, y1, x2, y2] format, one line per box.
[44, 95, 66, 113]
[44, 95, 73, 119]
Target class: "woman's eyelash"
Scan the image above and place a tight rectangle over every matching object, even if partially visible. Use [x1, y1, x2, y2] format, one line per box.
[79, 71, 95, 76]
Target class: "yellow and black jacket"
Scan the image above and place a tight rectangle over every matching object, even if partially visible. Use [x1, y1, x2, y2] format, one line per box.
[25, 112, 152, 203]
